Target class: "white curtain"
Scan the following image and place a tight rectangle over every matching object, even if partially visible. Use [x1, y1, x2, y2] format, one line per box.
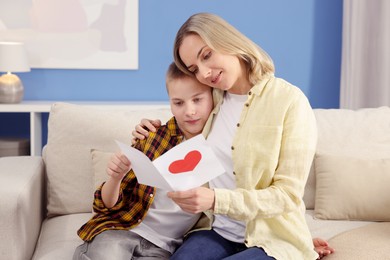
[340, 0, 390, 109]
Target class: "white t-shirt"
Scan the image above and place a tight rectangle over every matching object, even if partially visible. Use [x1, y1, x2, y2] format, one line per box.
[207, 92, 247, 243]
[131, 188, 201, 253]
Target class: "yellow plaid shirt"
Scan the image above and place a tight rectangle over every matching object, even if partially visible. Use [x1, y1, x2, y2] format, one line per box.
[77, 116, 183, 242]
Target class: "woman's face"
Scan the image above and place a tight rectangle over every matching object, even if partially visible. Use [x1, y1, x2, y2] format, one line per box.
[178, 34, 251, 94]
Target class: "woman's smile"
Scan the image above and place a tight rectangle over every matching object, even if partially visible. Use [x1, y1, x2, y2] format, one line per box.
[211, 71, 222, 84]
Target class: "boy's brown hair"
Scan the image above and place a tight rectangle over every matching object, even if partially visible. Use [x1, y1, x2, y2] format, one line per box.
[165, 62, 192, 92]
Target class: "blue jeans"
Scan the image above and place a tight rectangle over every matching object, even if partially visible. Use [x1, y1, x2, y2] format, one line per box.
[170, 230, 275, 260]
[73, 230, 171, 260]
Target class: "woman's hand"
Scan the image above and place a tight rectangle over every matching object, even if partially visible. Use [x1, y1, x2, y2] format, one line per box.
[131, 118, 162, 144]
[167, 187, 215, 214]
[313, 237, 335, 259]
[106, 151, 131, 181]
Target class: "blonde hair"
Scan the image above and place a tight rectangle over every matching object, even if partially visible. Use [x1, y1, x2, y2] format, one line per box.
[173, 13, 275, 86]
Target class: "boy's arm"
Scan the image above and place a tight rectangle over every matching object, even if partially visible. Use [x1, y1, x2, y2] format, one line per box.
[101, 151, 131, 208]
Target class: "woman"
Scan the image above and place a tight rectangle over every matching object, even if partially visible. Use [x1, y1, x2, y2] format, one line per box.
[170, 13, 318, 259]
[136, 13, 323, 259]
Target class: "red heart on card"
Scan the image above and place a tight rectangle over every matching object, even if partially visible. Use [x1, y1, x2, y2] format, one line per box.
[168, 150, 202, 174]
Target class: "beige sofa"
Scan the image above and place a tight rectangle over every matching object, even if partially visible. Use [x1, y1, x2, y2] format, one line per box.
[1, 102, 389, 260]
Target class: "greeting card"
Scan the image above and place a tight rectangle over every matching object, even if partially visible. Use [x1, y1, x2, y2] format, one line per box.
[116, 134, 225, 191]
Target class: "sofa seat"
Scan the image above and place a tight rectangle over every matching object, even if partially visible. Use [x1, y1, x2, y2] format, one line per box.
[31, 210, 375, 260]
[305, 210, 372, 240]
[32, 213, 92, 260]
[27, 209, 378, 260]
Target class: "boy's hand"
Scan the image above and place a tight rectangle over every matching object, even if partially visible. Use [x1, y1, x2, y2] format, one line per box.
[107, 151, 131, 181]
[131, 119, 162, 144]
[167, 187, 215, 214]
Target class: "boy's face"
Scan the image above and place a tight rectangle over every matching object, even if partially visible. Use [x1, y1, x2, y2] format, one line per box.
[168, 77, 213, 140]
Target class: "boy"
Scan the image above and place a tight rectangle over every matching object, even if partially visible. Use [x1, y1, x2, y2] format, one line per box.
[73, 62, 214, 259]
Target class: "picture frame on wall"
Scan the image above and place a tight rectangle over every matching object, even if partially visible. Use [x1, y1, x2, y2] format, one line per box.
[0, 0, 139, 70]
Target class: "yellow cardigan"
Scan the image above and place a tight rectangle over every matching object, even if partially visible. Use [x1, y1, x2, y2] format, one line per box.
[200, 76, 318, 260]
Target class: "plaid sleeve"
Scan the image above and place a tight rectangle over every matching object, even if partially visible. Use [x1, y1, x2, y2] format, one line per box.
[92, 140, 144, 214]
[77, 117, 183, 242]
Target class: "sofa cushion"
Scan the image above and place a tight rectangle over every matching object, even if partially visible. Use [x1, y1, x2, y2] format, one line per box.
[31, 213, 92, 260]
[43, 102, 171, 216]
[326, 222, 390, 260]
[314, 154, 390, 221]
[305, 210, 371, 241]
[91, 149, 112, 190]
[302, 106, 390, 210]
[303, 165, 316, 209]
[314, 106, 390, 157]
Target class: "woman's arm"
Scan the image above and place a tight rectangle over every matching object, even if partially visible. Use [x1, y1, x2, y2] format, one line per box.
[131, 118, 161, 143]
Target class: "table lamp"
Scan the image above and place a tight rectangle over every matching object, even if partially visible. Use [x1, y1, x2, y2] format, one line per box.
[0, 42, 30, 103]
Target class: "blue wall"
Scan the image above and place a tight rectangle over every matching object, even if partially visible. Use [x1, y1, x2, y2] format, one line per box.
[1, 0, 343, 144]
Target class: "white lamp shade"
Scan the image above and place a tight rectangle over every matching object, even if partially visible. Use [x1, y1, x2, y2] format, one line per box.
[0, 42, 30, 73]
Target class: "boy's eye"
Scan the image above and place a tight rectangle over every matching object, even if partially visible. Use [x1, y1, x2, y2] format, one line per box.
[174, 101, 183, 106]
[193, 98, 201, 103]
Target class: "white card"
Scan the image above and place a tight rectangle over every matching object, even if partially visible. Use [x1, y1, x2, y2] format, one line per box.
[116, 134, 225, 191]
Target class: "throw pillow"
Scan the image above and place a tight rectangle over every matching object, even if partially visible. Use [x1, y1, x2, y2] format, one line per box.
[44, 102, 172, 216]
[314, 154, 390, 221]
[91, 149, 113, 190]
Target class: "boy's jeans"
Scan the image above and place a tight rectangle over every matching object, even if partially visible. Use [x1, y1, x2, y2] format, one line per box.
[73, 230, 170, 260]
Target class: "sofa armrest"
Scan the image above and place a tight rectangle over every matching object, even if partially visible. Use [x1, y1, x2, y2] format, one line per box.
[0, 156, 45, 260]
